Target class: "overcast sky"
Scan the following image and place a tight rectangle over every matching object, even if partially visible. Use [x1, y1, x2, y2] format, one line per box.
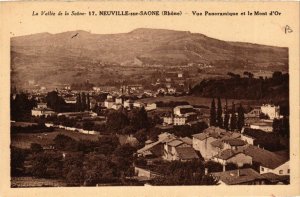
[2, 2, 299, 47]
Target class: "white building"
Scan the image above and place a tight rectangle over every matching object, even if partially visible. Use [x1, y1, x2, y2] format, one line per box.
[145, 103, 157, 111]
[167, 87, 176, 94]
[104, 98, 114, 109]
[243, 145, 289, 176]
[31, 108, 56, 117]
[163, 116, 173, 125]
[37, 103, 47, 109]
[115, 97, 123, 104]
[173, 116, 187, 125]
[133, 101, 145, 108]
[173, 105, 194, 117]
[241, 133, 255, 145]
[111, 103, 122, 110]
[260, 161, 290, 176]
[261, 104, 280, 120]
[124, 99, 134, 109]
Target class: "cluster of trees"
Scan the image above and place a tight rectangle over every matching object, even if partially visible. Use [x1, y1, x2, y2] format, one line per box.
[11, 123, 54, 134]
[273, 117, 289, 138]
[46, 91, 67, 112]
[11, 93, 36, 121]
[210, 98, 245, 131]
[11, 134, 138, 186]
[191, 71, 289, 106]
[151, 160, 219, 185]
[76, 92, 90, 111]
[151, 122, 208, 140]
[71, 80, 94, 91]
[155, 101, 189, 108]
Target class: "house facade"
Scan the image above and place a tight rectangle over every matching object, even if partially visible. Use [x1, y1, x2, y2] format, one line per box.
[261, 104, 280, 120]
[260, 161, 290, 175]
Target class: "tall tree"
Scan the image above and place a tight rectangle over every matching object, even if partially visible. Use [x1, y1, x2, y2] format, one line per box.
[210, 98, 216, 126]
[87, 93, 90, 110]
[230, 102, 237, 131]
[223, 99, 229, 130]
[130, 107, 149, 130]
[82, 93, 87, 111]
[76, 93, 82, 112]
[237, 103, 245, 131]
[216, 97, 223, 127]
[46, 91, 66, 112]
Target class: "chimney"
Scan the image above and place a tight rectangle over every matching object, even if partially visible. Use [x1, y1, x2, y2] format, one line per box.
[223, 164, 226, 172]
[205, 168, 208, 175]
[237, 169, 240, 177]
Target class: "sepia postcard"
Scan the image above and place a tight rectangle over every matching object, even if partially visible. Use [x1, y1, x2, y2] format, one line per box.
[0, 1, 299, 197]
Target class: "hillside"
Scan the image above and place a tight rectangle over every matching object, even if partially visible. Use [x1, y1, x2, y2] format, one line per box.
[11, 28, 288, 89]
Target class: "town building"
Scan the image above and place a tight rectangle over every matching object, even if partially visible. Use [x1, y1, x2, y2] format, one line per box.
[31, 108, 56, 117]
[115, 97, 123, 104]
[124, 99, 134, 109]
[111, 103, 122, 110]
[31, 103, 56, 117]
[145, 103, 157, 111]
[212, 149, 252, 167]
[37, 103, 47, 109]
[242, 145, 289, 175]
[133, 101, 145, 108]
[163, 138, 199, 161]
[245, 107, 261, 118]
[173, 105, 194, 116]
[104, 98, 115, 109]
[211, 168, 266, 185]
[261, 104, 280, 120]
[192, 127, 241, 160]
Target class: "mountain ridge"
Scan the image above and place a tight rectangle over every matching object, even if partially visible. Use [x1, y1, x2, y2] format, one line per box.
[11, 28, 288, 89]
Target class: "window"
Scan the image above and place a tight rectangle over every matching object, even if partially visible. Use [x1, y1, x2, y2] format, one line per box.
[261, 167, 264, 172]
[288, 169, 290, 174]
[279, 170, 283, 174]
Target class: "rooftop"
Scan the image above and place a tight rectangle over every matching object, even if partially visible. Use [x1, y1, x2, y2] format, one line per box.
[212, 168, 265, 185]
[174, 105, 193, 109]
[180, 137, 193, 145]
[210, 140, 224, 149]
[214, 149, 244, 160]
[175, 146, 199, 160]
[192, 132, 208, 141]
[167, 139, 184, 147]
[242, 145, 289, 169]
[223, 138, 246, 146]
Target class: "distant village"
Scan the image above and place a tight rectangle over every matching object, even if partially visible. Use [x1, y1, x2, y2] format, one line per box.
[10, 70, 290, 187]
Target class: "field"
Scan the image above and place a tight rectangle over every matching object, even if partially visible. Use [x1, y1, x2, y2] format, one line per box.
[11, 128, 101, 149]
[11, 177, 67, 187]
[139, 95, 260, 108]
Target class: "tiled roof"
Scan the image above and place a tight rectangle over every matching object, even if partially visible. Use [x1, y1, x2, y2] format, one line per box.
[242, 128, 268, 139]
[223, 139, 246, 146]
[242, 145, 289, 169]
[212, 168, 265, 185]
[167, 139, 184, 147]
[137, 141, 161, 154]
[214, 149, 244, 160]
[174, 105, 193, 109]
[261, 173, 290, 182]
[210, 140, 224, 149]
[192, 133, 208, 141]
[180, 137, 193, 145]
[175, 147, 199, 160]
